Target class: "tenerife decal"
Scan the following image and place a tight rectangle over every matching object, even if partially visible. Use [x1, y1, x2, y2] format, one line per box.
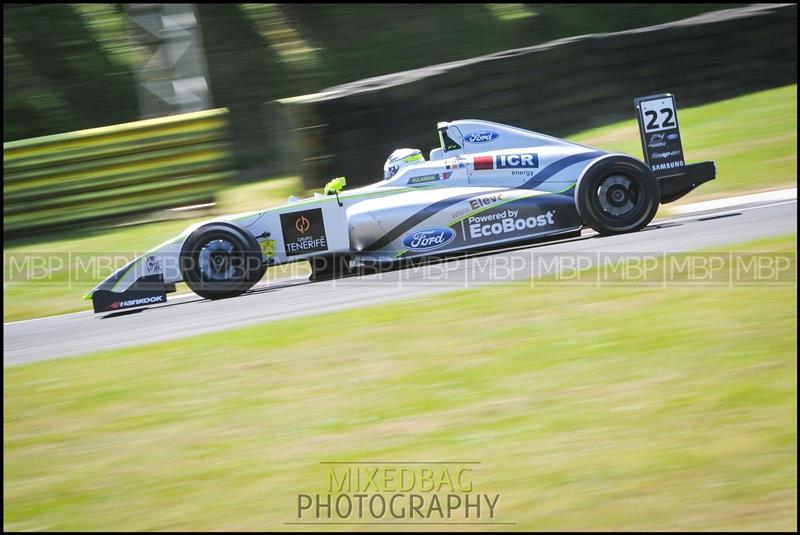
[280, 208, 328, 256]
[361, 188, 508, 252]
[464, 131, 499, 143]
[401, 227, 456, 251]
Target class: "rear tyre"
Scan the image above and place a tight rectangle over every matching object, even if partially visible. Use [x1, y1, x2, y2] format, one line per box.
[575, 156, 660, 235]
[180, 223, 266, 300]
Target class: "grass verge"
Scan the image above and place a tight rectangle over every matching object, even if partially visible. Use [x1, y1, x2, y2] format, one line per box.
[4, 234, 796, 531]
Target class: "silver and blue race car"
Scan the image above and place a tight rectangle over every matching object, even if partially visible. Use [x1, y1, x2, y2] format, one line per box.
[86, 93, 715, 313]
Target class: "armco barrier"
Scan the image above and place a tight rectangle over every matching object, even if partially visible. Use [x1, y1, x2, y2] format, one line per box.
[277, 4, 797, 189]
[3, 108, 233, 236]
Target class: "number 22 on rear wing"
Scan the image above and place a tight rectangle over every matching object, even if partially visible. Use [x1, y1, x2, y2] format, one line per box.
[635, 93, 716, 203]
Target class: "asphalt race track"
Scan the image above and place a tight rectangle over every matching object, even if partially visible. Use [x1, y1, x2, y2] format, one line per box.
[4, 196, 796, 367]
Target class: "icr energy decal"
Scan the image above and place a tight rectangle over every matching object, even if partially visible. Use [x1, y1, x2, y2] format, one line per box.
[293, 462, 503, 525]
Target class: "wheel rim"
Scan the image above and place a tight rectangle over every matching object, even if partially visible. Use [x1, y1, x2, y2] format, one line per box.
[198, 238, 244, 281]
[597, 174, 639, 217]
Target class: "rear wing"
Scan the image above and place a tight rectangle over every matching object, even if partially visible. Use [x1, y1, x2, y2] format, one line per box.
[635, 93, 716, 203]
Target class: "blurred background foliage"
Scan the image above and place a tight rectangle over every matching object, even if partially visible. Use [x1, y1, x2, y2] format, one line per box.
[4, 3, 741, 167]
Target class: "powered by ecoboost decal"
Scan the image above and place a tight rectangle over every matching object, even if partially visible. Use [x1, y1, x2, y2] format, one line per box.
[280, 208, 328, 256]
[450, 196, 582, 247]
[468, 209, 554, 239]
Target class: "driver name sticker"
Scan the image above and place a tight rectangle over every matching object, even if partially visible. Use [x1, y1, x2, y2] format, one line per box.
[407, 172, 452, 185]
[280, 208, 328, 256]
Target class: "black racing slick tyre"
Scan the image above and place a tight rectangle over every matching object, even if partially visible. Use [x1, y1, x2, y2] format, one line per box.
[575, 155, 660, 235]
[180, 223, 267, 300]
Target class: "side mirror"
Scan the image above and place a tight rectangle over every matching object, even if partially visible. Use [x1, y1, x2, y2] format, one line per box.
[324, 176, 347, 206]
[324, 176, 346, 196]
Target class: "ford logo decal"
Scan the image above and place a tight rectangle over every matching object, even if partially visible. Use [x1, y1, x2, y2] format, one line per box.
[464, 131, 499, 143]
[402, 227, 456, 251]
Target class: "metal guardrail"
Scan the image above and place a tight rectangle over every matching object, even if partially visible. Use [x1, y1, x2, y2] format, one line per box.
[3, 108, 233, 236]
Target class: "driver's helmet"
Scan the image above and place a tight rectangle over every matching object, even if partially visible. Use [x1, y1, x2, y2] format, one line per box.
[383, 148, 425, 180]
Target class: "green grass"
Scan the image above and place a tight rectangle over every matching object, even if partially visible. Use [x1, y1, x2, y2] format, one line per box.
[3, 85, 796, 323]
[4, 234, 796, 531]
[573, 85, 797, 197]
[2, 179, 311, 323]
[4, 218, 188, 321]
[216, 175, 309, 214]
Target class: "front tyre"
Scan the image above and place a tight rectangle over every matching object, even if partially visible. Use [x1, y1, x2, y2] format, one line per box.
[180, 223, 266, 300]
[575, 155, 660, 235]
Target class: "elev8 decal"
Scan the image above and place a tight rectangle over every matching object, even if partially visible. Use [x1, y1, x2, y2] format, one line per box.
[280, 208, 328, 256]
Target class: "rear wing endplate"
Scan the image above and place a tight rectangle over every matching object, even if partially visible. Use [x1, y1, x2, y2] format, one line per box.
[635, 93, 716, 203]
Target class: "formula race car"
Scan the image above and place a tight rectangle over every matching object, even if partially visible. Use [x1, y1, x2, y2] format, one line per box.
[87, 93, 715, 313]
